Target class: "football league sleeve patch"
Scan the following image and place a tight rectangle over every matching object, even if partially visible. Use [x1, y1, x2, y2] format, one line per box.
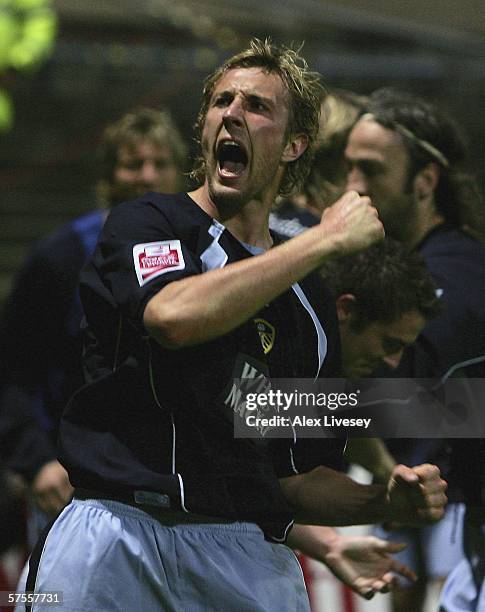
[133, 240, 185, 287]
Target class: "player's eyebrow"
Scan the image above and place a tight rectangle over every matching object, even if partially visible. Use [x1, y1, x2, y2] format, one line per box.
[244, 92, 274, 107]
[212, 87, 276, 110]
[348, 158, 387, 175]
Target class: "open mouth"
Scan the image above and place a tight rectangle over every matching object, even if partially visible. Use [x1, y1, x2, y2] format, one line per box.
[217, 141, 248, 178]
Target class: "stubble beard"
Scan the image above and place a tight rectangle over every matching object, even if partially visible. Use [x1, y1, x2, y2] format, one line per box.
[206, 172, 250, 216]
[380, 192, 418, 244]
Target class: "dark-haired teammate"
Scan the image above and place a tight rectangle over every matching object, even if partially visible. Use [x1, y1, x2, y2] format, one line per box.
[345, 88, 485, 612]
[289, 238, 442, 600]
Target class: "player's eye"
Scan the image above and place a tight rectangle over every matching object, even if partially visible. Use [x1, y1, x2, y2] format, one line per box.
[121, 161, 143, 172]
[247, 96, 268, 112]
[359, 161, 384, 178]
[213, 94, 232, 107]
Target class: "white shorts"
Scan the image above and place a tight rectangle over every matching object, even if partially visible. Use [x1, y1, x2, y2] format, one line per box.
[439, 557, 485, 611]
[439, 520, 485, 611]
[373, 502, 466, 582]
[29, 497, 309, 612]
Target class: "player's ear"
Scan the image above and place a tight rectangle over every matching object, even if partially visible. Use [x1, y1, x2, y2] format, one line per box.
[281, 134, 308, 163]
[413, 162, 440, 201]
[336, 294, 356, 323]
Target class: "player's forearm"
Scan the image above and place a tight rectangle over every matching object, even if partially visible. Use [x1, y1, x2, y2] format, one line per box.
[144, 190, 383, 349]
[143, 226, 341, 349]
[279, 465, 393, 526]
[286, 524, 338, 559]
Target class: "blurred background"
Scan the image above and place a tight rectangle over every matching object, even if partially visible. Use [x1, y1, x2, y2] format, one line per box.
[1, 0, 485, 310]
[1, 0, 484, 309]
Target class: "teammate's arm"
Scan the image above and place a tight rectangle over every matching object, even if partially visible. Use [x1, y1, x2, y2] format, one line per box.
[143, 191, 383, 348]
[279, 463, 446, 527]
[286, 524, 416, 599]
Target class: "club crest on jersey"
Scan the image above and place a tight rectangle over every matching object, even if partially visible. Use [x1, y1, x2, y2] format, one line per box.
[133, 240, 185, 286]
[254, 318, 275, 354]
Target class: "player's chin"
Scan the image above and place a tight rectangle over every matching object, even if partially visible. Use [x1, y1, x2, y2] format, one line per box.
[216, 174, 247, 195]
[209, 179, 248, 209]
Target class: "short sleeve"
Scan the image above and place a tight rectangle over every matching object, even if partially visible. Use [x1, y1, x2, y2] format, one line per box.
[81, 196, 204, 325]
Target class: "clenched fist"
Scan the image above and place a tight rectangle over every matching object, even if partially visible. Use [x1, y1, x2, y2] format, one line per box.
[387, 463, 447, 526]
[320, 190, 384, 255]
[32, 460, 74, 516]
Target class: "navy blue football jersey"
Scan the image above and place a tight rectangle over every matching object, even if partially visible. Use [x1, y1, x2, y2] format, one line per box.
[59, 192, 343, 540]
[390, 225, 485, 508]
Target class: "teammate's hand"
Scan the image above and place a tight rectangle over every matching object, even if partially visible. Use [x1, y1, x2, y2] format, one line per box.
[387, 463, 447, 526]
[320, 190, 384, 255]
[323, 534, 416, 599]
[31, 460, 74, 516]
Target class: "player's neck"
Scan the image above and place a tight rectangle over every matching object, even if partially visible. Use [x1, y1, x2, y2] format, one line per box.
[189, 184, 274, 250]
[225, 211, 273, 250]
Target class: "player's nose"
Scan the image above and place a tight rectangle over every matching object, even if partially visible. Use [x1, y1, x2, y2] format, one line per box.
[382, 349, 404, 370]
[140, 161, 159, 186]
[223, 97, 244, 129]
[345, 167, 368, 196]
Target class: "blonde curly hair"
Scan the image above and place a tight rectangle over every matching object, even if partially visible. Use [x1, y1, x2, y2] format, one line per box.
[191, 38, 323, 196]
